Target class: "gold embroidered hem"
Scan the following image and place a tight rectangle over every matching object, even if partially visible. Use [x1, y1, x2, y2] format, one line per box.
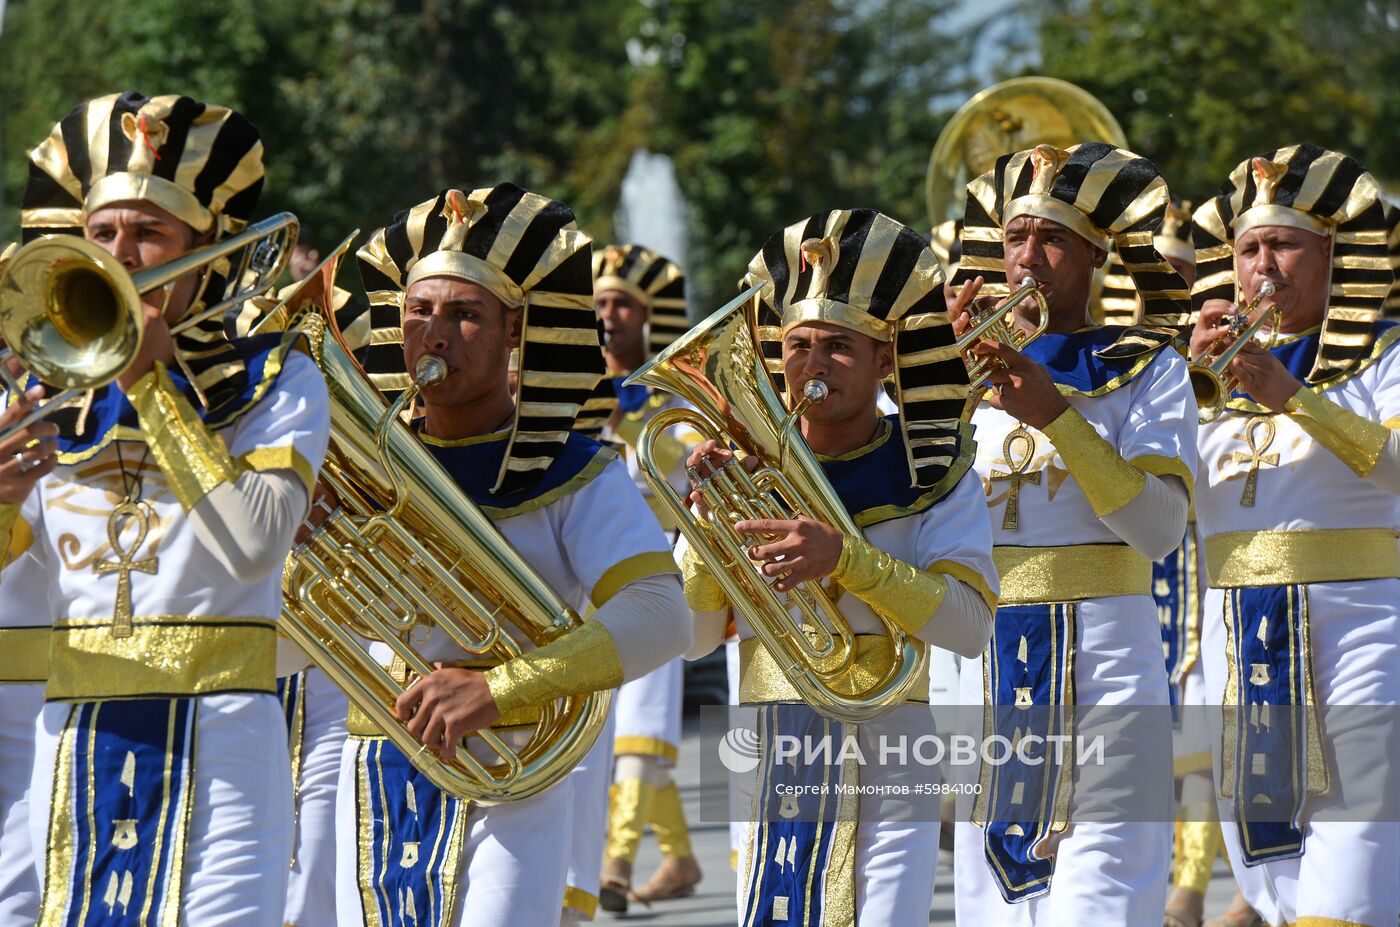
[1041, 407, 1146, 516]
[127, 362, 239, 511]
[613, 735, 679, 763]
[0, 626, 49, 683]
[994, 544, 1151, 604]
[1285, 387, 1392, 477]
[833, 535, 949, 636]
[46, 615, 277, 700]
[484, 620, 623, 716]
[738, 634, 931, 704]
[1206, 528, 1400, 587]
[929, 558, 999, 614]
[562, 886, 599, 919]
[591, 551, 680, 608]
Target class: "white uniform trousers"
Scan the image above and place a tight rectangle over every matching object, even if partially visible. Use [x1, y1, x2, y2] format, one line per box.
[285, 669, 348, 927]
[333, 737, 573, 927]
[1202, 579, 1400, 927]
[29, 693, 294, 927]
[0, 683, 43, 926]
[563, 707, 615, 920]
[954, 596, 1173, 926]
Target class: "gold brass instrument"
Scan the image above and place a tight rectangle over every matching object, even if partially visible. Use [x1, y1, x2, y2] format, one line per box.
[624, 285, 926, 724]
[0, 212, 299, 439]
[955, 277, 1050, 388]
[927, 77, 1128, 227]
[1189, 281, 1280, 423]
[277, 312, 611, 803]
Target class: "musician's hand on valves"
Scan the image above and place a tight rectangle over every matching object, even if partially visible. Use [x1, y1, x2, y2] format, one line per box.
[1226, 342, 1302, 412]
[116, 301, 177, 392]
[736, 516, 844, 593]
[973, 339, 1070, 430]
[945, 274, 999, 340]
[395, 664, 501, 763]
[1190, 298, 1236, 361]
[684, 438, 758, 519]
[0, 385, 60, 502]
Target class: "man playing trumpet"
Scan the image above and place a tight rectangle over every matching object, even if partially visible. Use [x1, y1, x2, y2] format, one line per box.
[948, 143, 1197, 925]
[681, 209, 999, 926]
[1189, 145, 1400, 927]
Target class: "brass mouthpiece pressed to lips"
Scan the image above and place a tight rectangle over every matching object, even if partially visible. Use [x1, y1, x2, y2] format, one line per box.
[802, 380, 829, 404]
[415, 355, 448, 387]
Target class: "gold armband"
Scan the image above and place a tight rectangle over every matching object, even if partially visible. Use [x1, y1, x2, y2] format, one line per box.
[1285, 387, 1391, 477]
[831, 535, 948, 637]
[127, 362, 239, 511]
[483, 621, 624, 716]
[680, 542, 728, 611]
[1041, 406, 1146, 516]
[0, 502, 21, 569]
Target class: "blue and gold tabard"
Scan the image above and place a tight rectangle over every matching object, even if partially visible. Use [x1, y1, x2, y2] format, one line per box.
[40, 699, 197, 927]
[1155, 526, 1202, 710]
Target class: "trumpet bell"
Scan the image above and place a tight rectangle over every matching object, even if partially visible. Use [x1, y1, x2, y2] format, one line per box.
[0, 236, 143, 390]
[1189, 363, 1226, 423]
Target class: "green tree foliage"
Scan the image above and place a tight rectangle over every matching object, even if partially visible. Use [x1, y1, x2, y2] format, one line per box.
[0, 0, 968, 309]
[1027, 0, 1400, 202]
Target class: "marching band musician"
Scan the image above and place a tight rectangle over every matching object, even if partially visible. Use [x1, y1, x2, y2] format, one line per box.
[3, 91, 331, 926]
[683, 208, 1000, 926]
[0, 240, 56, 927]
[948, 142, 1197, 925]
[333, 184, 689, 927]
[592, 243, 703, 913]
[1189, 144, 1400, 927]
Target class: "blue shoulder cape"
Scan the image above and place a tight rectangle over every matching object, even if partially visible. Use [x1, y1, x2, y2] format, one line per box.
[1018, 325, 1172, 397]
[817, 416, 975, 529]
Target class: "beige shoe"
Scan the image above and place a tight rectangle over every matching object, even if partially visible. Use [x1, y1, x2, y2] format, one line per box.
[630, 855, 702, 904]
[599, 857, 631, 915]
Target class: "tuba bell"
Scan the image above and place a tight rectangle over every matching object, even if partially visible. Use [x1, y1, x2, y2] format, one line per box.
[276, 295, 610, 804]
[624, 285, 926, 724]
[926, 77, 1128, 228]
[0, 212, 299, 440]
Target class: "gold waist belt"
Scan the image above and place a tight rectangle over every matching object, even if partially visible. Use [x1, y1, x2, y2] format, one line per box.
[345, 662, 543, 737]
[994, 544, 1152, 605]
[1206, 528, 1400, 588]
[46, 616, 277, 701]
[0, 626, 49, 684]
[737, 634, 931, 705]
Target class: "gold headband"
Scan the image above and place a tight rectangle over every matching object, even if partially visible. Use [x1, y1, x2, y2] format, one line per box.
[1233, 204, 1333, 240]
[1003, 195, 1111, 251]
[780, 298, 893, 342]
[593, 275, 651, 312]
[405, 251, 526, 307]
[85, 173, 214, 233]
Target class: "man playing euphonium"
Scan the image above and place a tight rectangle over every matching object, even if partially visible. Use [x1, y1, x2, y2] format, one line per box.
[683, 209, 999, 926]
[948, 142, 1197, 925]
[592, 243, 704, 914]
[1189, 144, 1400, 927]
[331, 184, 689, 927]
[3, 91, 331, 926]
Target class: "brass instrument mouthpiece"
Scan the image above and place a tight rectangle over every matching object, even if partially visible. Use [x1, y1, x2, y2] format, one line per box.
[415, 355, 448, 387]
[802, 379, 829, 404]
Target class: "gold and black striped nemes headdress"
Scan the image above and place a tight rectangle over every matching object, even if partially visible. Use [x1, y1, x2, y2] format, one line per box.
[593, 244, 687, 356]
[352, 184, 603, 494]
[22, 91, 264, 241]
[1192, 144, 1394, 381]
[744, 208, 972, 490]
[952, 142, 1191, 327]
[1099, 198, 1194, 326]
[1382, 199, 1400, 320]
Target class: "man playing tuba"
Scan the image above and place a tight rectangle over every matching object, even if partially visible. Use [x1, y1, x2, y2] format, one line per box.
[681, 209, 999, 926]
[333, 184, 689, 927]
[948, 142, 1197, 925]
[2, 91, 331, 926]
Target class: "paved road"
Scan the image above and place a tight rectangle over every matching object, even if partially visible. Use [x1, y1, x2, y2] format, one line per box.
[617, 720, 1242, 925]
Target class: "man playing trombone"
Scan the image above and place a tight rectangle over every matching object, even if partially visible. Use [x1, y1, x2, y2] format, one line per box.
[1188, 145, 1400, 927]
[1, 91, 331, 926]
[948, 142, 1197, 925]
[679, 209, 999, 926]
[333, 184, 689, 927]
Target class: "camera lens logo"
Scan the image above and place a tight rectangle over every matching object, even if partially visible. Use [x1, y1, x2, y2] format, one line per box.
[717, 725, 761, 774]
